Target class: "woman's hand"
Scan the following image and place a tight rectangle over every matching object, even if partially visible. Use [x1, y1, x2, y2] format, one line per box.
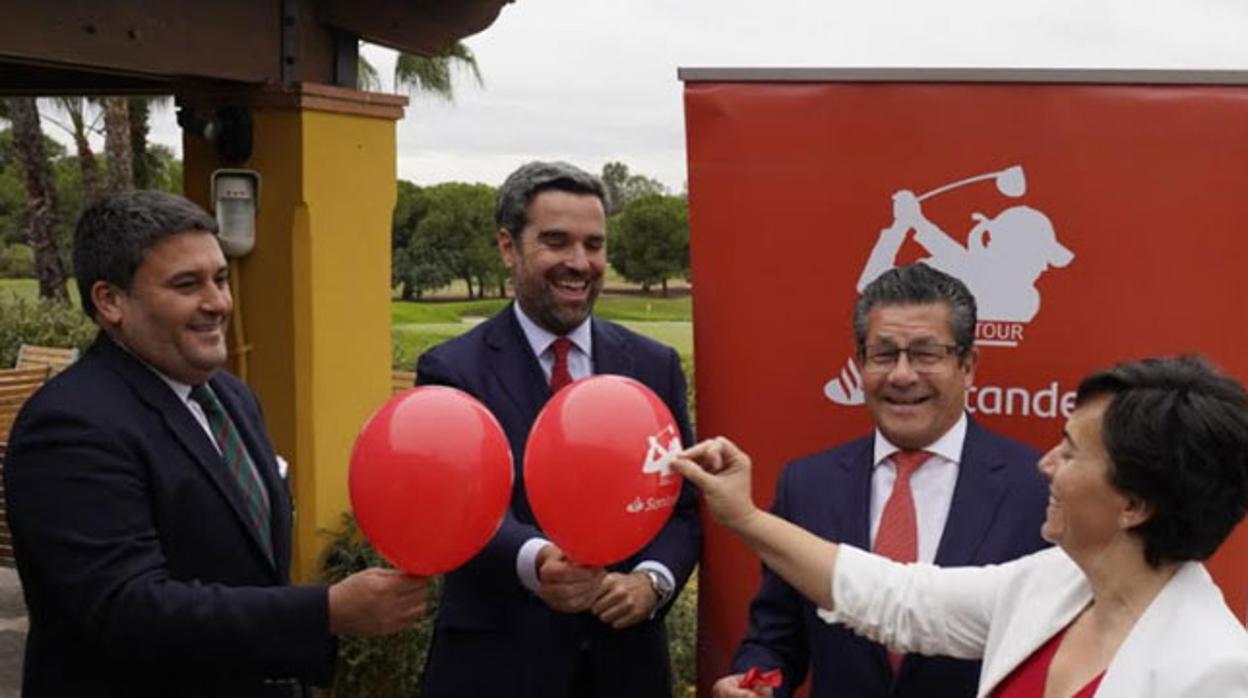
[674, 436, 759, 531]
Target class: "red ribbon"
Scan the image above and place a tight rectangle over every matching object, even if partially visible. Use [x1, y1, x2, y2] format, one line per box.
[738, 667, 783, 690]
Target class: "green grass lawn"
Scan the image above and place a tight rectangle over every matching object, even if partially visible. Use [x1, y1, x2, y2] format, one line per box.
[391, 293, 690, 326]
[0, 278, 80, 305]
[3, 277, 692, 370]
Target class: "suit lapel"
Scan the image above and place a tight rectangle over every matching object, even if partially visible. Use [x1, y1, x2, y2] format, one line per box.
[934, 418, 1007, 567]
[485, 306, 551, 438]
[97, 338, 277, 572]
[591, 318, 635, 378]
[831, 438, 875, 550]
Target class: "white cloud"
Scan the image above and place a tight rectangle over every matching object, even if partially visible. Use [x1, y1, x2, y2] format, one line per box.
[84, 1, 1248, 191]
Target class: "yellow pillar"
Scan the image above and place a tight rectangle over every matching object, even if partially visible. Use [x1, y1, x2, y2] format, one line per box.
[183, 84, 407, 581]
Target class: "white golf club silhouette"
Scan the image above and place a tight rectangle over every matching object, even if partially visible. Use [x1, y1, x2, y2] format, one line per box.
[824, 165, 1028, 406]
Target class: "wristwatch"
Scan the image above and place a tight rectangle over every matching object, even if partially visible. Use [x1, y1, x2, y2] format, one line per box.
[641, 568, 675, 607]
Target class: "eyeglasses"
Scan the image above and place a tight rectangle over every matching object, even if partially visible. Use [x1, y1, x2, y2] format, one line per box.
[861, 343, 962, 373]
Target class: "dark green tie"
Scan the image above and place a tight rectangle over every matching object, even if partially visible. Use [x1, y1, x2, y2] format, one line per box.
[189, 383, 273, 562]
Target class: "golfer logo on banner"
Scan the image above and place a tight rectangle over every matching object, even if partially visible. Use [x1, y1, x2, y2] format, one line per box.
[825, 164, 1076, 406]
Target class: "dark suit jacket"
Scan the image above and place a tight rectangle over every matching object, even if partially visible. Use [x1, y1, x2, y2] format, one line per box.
[4, 335, 335, 697]
[732, 419, 1049, 698]
[415, 306, 701, 698]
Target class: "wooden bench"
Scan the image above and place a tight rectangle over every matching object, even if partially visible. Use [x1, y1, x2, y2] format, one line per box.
[0, 368, 48, 568]
[16, 343, 79, 376]
[392, 369, 416, 395]
[0, 442, 10, 566]
[0, 367, 50, 443]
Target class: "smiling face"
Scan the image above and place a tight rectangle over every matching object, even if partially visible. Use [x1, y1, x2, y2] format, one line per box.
[1038, 396, 1140, 558]
[861, 302, 976, 450]
[499, 189, 607, 335]
[92, 231, 232, 384]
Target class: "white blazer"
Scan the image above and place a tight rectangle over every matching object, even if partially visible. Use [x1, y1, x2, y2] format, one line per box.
[819, 546, 1248, 697]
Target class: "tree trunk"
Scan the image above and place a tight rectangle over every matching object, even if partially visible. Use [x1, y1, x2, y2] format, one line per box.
[61, 99, 103, 200]
[103, 97, 133, 193]
[661, 278, 669, 297]
[401, 283, 415, 302]
[7, 98, 69, 301]
[463, 276, 474, 300]
[72, 130, 102, 201]
[128, 98, 152, 189]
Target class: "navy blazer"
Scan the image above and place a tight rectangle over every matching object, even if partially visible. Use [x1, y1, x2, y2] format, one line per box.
[732, 419, 1050, 698]
[4, 335, 334, 697]
[415, 306, 701, 698]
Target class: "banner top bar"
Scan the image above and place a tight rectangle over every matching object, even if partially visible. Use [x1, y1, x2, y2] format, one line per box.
[678, 67, 1248, 85]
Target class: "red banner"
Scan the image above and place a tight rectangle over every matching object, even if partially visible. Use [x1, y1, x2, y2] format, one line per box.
[683, 71, 1248, 695]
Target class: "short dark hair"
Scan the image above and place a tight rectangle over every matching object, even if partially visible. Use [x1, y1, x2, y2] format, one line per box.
[1076, 355, 1248, 567]
[73, 190, 219, 319]
[853, 263, 977, 354]
[495, 161, 606, 238]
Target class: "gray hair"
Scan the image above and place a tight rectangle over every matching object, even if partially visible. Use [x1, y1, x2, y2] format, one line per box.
[852, 263, 977, 354]
[495, 161, 606, 238]
[73, 190, 219, 319]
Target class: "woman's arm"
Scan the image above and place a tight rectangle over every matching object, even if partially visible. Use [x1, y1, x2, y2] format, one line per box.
[675, 437, 840, 610]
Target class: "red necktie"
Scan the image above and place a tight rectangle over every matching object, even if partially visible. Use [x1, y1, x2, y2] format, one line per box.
[874, 449, 929, 672]
[549, 337, 573, 393]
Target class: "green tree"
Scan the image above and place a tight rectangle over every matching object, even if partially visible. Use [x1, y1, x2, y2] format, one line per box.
[600, 161, 667, 216]
[413, 183, 499, 299]
[608, 194, 688, 295]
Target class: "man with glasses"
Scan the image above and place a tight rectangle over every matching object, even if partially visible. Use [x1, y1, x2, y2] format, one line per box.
[713, 263, 1050, 698]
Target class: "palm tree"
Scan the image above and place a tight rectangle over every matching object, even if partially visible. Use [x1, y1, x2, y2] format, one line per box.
[101, 97, 131, 193]
[129, 96, 173, 189]
[44, 97, 103, 200]
[357, 42, 483, 100]
[393, 43, 483, 99]
[4, 98, 69, 301]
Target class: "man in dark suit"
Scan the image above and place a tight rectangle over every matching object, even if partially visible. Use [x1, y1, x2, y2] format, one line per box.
[416, 161, 700, 697]
[4, 191, 428, 697]
[714, 263, 1050, 697]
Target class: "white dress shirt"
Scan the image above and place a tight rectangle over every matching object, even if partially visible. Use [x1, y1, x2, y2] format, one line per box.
[511, 303, 677, 606]
[869, 413, 966, 563]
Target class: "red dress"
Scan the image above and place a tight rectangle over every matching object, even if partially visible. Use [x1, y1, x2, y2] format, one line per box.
[993, 627, 1106, 697]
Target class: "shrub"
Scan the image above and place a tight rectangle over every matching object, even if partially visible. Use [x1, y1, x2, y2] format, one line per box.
[320, 512, 699, 697]
[667, 572, 698, 696]
[0, 245, 34, 278]
[320, 513, 440, 697]
[0, 296, 96, 367]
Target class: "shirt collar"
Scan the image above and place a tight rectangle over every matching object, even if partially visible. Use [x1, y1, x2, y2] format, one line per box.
[107, 334, 196, 403]
[873, 412, 968, 467]
[512, 302, 593, 357]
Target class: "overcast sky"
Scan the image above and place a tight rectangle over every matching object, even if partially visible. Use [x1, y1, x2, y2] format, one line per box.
[135, 0, 1248, 192]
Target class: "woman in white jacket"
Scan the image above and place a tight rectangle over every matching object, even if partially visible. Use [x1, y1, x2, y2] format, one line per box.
[677, 356, 1248, 697]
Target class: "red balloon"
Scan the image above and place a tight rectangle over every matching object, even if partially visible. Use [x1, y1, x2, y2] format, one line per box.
[349, 386, 513, 575]
[524, 375, 684, 566]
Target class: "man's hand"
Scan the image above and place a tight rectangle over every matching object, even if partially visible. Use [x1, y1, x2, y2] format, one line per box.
[328, 567, 428, 637]
[591, 571, 657, 629]
[535, 544, 606, 613]
[712, 674, 774, 697]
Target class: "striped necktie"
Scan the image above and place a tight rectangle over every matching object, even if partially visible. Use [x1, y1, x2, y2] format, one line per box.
[190, 383, 273, 562]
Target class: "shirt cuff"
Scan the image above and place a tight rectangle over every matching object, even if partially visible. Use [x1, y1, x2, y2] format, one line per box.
[517, 537, 552, 593]
[632, 560, 676, 612]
